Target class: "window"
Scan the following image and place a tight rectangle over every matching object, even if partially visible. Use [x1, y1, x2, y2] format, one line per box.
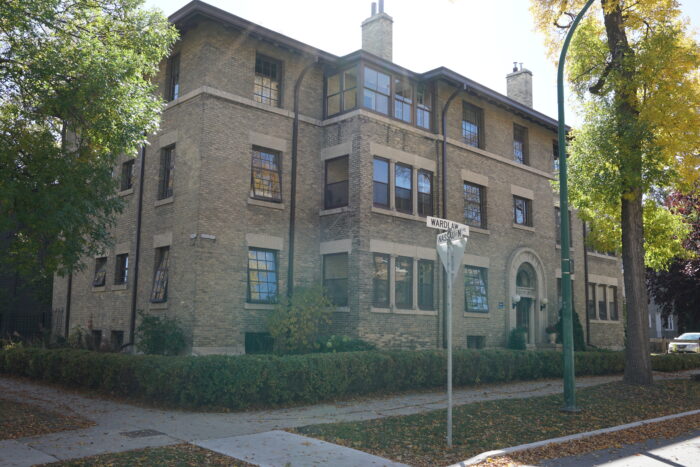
[245, 332, 274, 354]
[372, 253, 390, 307]
[150, 246, 170, 303]
[552, 140, 560, 172]
[250, 147, 282, 202]
[597, 284, 608, 319]
[247, 248, 278, 304]
[325, 156, 348, 209]
[93, 257, 107, 287]
[513, 124, 528, 164]
[115, 253, 128, 285]
[418, 260, 434, 310]
[323, 253, 348, 306]
[395, 256, 413, 309]
[363, 67, 390, 114]
[467, 336, 485, 349]
[166, 53, 180, 101]
[394, 77, 412, 123]
[662, 314, 673, 331]
[121, 160, 134, 191]
[395, 164, 412, 214]
[158, 146, 175, 200]
[587, 283, 597, 319]
[373, 158, 390, 208]
[416, 84, 432, 130]
[555, 207, 573, 246]
[513, 196, 532, 226]
[326, 69, 357, 116]
[464, 183, 486, 228]
[464, 266, 488, 313]
[462, 103, 484, 148]
[254, 54, 281, 106]
[417, 170, 433, 217]
[111, 330, 124, 351]
[609, 286, 619, 320]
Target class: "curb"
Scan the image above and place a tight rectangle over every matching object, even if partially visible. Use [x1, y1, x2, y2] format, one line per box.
[448, 408, 700, 466]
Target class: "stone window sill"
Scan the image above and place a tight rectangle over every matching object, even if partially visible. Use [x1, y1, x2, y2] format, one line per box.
[371, 206, 425, 223]
[320, 206, 350, 216]
[244, 302, 276, 310]
[371, 307, 391, 313]
[155, 197, 174, 207]
[589, 319, 622, 324]
[394, 308, 438, 316]
[469, 226, 491, 235]
[464, 312, 490, 319]
[112, 283, 128, 291]
[248, 198, 285, 210]
[118, 188, 134, 197]
[92, 286, 106, 293]
[149, 301, 168, 310]
[513, 223, 536, 232]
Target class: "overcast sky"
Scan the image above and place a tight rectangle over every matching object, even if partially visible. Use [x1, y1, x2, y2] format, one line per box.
[144, 0, 700, 127]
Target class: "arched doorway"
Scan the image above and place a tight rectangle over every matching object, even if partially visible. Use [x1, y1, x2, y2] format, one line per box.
[507, 248, 548, 346]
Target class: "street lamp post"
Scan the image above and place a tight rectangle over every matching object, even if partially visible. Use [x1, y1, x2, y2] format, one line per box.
[557, 0, 596, 412]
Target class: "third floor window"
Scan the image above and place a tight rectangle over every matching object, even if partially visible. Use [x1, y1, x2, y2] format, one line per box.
[165, 53, 180, 101]
[513, 124, 528, 164]
[326, 69, 357, 117]
[394, 77, 412, 123]
[363, 67, 390, 115]
[254, 54, 281, 107]
[462, 102, 484, 148]
[158, 146, 175, 200]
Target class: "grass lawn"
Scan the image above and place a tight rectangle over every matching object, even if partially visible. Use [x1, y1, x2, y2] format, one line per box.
[0, 397, 93, 440]
[294, 379, 700, 467]
[40, 444, 255, 467]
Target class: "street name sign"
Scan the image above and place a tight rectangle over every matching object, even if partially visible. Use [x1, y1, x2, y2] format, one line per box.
[426, 216, 469, 237]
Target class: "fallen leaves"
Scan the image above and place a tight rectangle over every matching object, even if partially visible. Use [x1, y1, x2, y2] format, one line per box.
[0, 397, 93, 440]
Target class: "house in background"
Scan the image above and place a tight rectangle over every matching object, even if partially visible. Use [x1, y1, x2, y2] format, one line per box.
[52, 0, 625, 354]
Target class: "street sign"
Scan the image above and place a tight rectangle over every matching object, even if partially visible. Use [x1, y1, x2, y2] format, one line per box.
[437, 228, 466, 244]
[426, 216, 469, 235]
[436, 229, 467, 283]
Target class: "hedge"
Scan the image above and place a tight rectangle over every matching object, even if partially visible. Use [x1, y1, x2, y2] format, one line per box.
[1, 348, 698, 410]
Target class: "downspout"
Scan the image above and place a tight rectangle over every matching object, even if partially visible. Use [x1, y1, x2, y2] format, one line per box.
[287, 57, 318, 298]
[582, 221, 591, 346]
[64, 273, 72, 337]
[128, 142, 147, 349]
[439, 82, 466, 348]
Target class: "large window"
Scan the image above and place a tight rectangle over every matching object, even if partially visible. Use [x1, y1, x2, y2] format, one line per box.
[417, 170, 433, 217]
[323, 253, 348, 306]
[93, 257, 107, 287]
[373, 157, 390, 208]
[513, 196, 532, 226]
[416, 84, 432, 130]
[121, 160, 134, 191]
[250, 147, 282, 202]
[326, 69, 357, 116]
[587, 283, 597, 319]
[158, 146, 175, 200]
[395, 256, 413, 309]
[597, 284, 608, 320]
[115, 253, 128, 285]
[464, 266, 488, 313]
[372, 253, 390, 307]
[254, 54, 281, 106]
[150, 247, 169, 303]
[513, 124, 528, 164]
[325, 156, 349, 209]
[609, 286, 619, 320]
[418, 260, 434, 310]
[462, 103, 484, 148]
[394, 164, 412, 214]
[247, 248, 278, 304]
[165, 53, 180, 101]
[394, 77, 412, 123]
[587, 283, 619, 321]
[363, 67, 390, 114]
[464, 183, 486, 228]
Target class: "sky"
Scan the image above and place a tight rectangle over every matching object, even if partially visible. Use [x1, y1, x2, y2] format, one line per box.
[143, 0, 700, 127]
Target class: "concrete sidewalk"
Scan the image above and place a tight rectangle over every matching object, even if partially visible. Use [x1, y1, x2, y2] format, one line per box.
[0, 369, 697, 466]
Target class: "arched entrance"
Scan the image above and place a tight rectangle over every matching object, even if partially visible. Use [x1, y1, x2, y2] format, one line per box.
[507, 248, 548, 346]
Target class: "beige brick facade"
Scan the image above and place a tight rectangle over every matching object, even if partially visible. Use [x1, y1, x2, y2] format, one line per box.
[52, 1, 625, 353]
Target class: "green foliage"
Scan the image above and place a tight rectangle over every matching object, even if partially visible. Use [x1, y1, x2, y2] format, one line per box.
[507, 328, 527, 350]
[2, 347, 697, 410]
[267, 286, 333, 353]
[317, 335, 376, 353]
[135, 312, 186, 356]
[0, 0, 177, 278]
[554, 308, 587, 351]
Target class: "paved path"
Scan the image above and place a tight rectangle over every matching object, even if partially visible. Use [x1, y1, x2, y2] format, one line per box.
[0, 370, 697, 466]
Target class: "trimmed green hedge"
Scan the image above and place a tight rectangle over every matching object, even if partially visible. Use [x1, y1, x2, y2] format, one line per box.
[1, 348, 698, 410]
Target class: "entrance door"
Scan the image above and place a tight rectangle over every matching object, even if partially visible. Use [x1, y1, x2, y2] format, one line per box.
[516, 298, 532, 342]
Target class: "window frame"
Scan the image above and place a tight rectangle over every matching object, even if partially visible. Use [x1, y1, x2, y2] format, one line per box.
[158, 145, 175, 200]
[247, 247, 279, 304]
[417, 169, 433, 217]
[393, 76, 413, 123]
[415, 83, 432, 130]
[464, 266, 489, 313]
[120, 159, 134, 191]
[394, 163, 413, 214]
[250, 146, 283, 202]
[513, 196, 532, 227]
[165, 53, 180, 102]
[150, 246, 170, 303]
[464, 182, 486, 228]
[114, 253, 129, 285]
[92, 257, 107, 287]
[418, 259, 435, 310]
[513, 124, 529, 164]
[323, 252, 349, 307]
[373, 157, 390, 208]
[253, 53, 282, 107]
[462, 102, 484, 149]
[325, 67, 358, 117]
[609, 286, 619, 320]
[324, 155, 349, 210]
[362, 66, 391, 115]
[394, 256, 413, 309]
[372, 253, 390, 307]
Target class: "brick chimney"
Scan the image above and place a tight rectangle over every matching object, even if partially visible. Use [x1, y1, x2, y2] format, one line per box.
[506, 62, 533, 107]
[362, 1, 393, 61]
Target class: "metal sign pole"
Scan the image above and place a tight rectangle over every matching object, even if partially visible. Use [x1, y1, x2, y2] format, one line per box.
[446, 238, 453, 448]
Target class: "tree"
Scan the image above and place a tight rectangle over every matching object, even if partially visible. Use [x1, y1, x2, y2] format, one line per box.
[648, 188, 700, 333]
[0, 0, 177, 280]
[531, 0, 700, 384]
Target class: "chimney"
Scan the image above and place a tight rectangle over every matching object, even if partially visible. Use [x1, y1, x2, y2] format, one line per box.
[506, 62, 533, 107]
[362, 1, 393, 61]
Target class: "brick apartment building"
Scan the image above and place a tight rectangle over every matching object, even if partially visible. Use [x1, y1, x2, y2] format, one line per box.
[52, 0, 625, 354]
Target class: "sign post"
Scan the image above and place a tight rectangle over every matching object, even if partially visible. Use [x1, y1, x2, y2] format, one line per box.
[427, 217, 468, 447]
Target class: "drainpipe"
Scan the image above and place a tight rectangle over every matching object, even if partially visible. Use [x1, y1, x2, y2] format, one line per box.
[287, 57, 319, 298]
[582, 221, 591, 346]
[64, 272, 72, 337]
[439, 82, 465, 348]
[128, 142, 147, 349]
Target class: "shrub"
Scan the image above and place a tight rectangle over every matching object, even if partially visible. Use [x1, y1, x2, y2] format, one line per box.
[317, 335, 376, 353]
[135, 311, 186, 356]
[554, 307, 587, 351]
[267, 286, 332, 354]
[507, 327, 527, 350]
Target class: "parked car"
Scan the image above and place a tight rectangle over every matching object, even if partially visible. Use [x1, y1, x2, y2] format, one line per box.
[667, 333, 700, 353]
